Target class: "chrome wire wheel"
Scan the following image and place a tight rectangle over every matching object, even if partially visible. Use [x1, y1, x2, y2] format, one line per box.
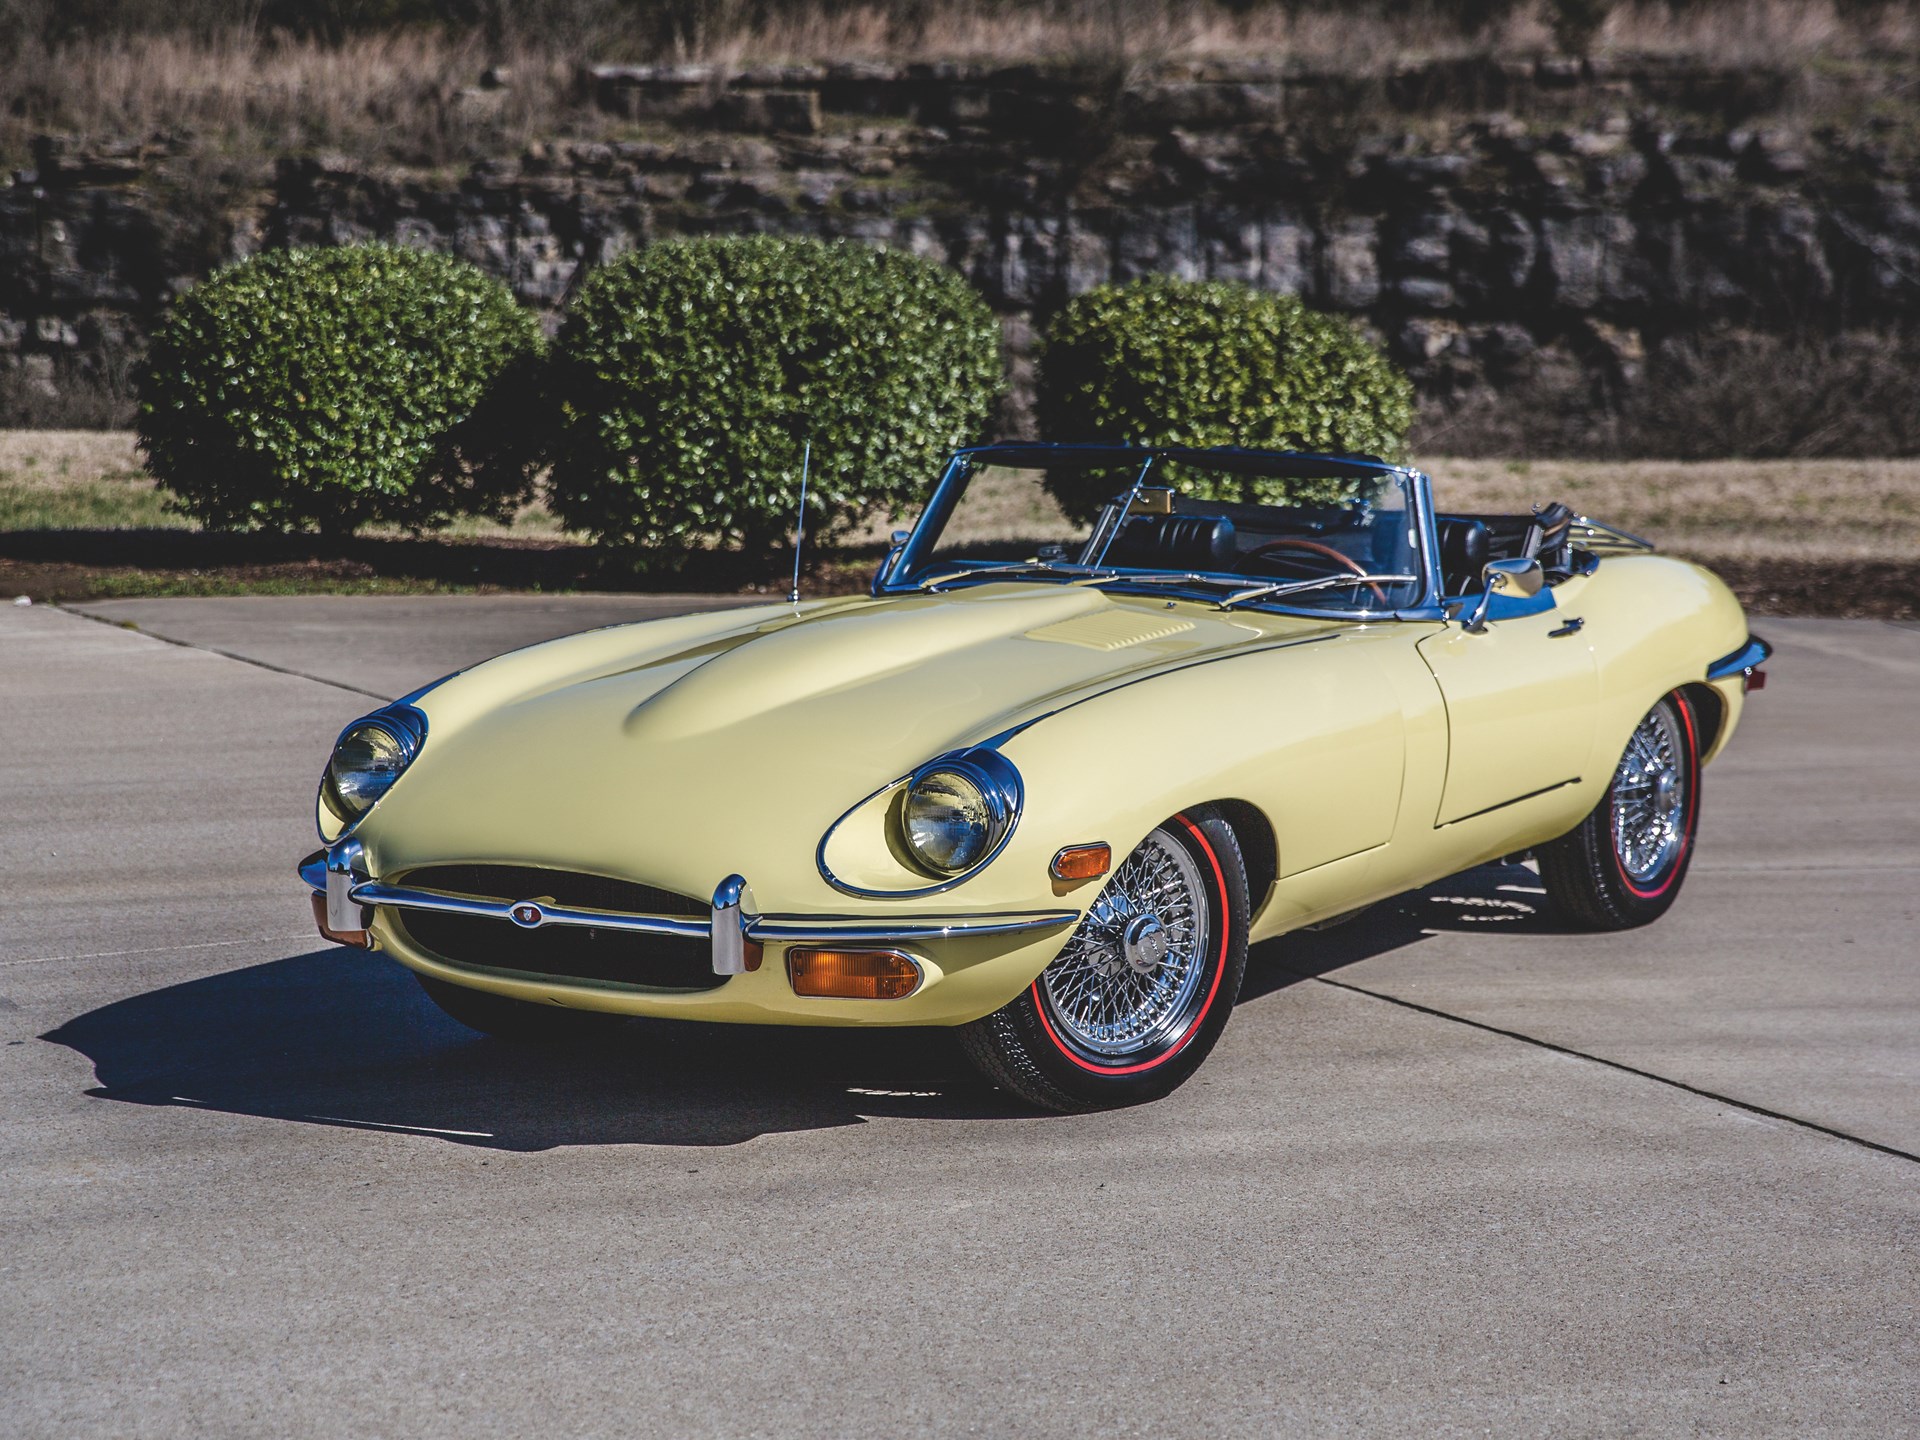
[1039, 826, 1211, 1060]
[1610, 703, 1689, 884]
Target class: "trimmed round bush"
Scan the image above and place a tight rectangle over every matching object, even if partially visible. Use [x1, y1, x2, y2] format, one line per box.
[1035, 277, 1414, 519]
[137, 244, 542, 535]
[544, 236, 1003, 564]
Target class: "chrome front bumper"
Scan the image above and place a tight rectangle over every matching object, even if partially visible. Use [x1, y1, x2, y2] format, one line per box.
[298, 843, 1078, 977]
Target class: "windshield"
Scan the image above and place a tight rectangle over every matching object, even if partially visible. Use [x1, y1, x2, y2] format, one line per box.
[894, 448, 1426, 614]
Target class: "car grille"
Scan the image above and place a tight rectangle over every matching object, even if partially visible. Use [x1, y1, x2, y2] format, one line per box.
[390, 864, 724, 992]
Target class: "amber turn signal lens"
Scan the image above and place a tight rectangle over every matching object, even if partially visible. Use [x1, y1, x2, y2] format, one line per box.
[309, 891, 369, 949]
[787, 948, 921, 1000]
[1050, 843, 1112, 882]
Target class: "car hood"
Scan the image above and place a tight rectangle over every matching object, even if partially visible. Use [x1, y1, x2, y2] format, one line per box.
[356, 584, 1336, 903]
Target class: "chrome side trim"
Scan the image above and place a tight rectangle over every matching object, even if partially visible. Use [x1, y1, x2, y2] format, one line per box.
[1706, 635, 1773, 682]
[1436, 777, 1583, 828]
[751, 911, 1077, 942]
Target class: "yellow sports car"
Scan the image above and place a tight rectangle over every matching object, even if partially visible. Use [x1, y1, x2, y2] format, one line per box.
[299, 444, 1770, 1111]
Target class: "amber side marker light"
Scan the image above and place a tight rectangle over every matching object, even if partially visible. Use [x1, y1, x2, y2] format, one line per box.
[787, 948, 922, 1000]
[1051, 843, 1112, 882]
[309, 891, 369, 949]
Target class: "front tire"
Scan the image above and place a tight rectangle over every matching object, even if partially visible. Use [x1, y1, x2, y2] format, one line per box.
[959, 808, 1249, 1112]
[1538, 691, 1703, 930]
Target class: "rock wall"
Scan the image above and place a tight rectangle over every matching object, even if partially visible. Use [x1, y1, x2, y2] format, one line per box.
[4, 55, 1917, 430]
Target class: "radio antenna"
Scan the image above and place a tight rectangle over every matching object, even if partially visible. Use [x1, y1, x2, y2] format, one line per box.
[788, 439, 811, 605]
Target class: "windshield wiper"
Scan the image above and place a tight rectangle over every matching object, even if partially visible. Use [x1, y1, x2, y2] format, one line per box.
[1212, 573, 1419, 611]
[915, 561, 1083, 592]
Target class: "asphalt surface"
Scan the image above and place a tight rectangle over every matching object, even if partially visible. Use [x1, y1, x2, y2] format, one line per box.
[4, 596, 1917, 1437]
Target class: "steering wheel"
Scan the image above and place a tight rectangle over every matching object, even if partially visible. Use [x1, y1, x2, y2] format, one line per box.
[1243, 538, 1388, 605]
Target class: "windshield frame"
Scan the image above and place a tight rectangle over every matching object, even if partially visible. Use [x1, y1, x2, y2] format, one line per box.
[877, 443, 1445, 621]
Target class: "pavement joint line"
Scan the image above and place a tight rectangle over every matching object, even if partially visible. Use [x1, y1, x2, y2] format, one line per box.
[1692, 862, 1920, 873]
[56, 603, 393, 702]
[0, 933, 314, 969]
[1311, 974, 1920, 1169]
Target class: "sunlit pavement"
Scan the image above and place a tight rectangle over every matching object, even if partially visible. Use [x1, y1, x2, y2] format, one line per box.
[4, 597, 1916, 1437]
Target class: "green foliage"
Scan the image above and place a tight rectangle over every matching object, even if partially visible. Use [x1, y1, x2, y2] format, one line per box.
[1035, 277, 1413, 518]
[136, 244, 542, 535]
[545, 236, 1003, 565]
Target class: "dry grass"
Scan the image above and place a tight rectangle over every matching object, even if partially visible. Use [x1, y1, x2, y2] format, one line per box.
[7, 431, 1915, 565]
[4, 2, 1916, 168]
[0, 31, 591, 169]
[0, 430, 564, 538]
[1425, 457, 1920, 563]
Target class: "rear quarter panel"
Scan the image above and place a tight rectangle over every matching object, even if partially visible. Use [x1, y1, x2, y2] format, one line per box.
[1568, 555, 1752, 782]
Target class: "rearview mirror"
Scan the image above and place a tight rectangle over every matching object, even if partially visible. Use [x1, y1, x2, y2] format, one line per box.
[1462, 557, 1544, 633]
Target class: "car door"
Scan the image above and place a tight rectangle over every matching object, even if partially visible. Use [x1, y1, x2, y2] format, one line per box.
[1416, 596, 1597, 827]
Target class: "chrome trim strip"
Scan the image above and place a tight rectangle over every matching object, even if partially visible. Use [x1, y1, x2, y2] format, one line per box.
[752, 911, 1077, 942]
[334, 877, 1078, 946]
[1706, 635, 1773, 682]
[1437, 777, 1583, 828]
[348, 880, 713, 939]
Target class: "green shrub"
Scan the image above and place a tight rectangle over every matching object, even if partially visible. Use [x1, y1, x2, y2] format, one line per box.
[1035, 277, 1414, 519]
[137, 244, 542, 535]
[544, 236, 1003, 565]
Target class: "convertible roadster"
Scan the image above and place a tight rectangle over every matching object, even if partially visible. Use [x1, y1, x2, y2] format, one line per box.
[300, 444, 1770, 1111]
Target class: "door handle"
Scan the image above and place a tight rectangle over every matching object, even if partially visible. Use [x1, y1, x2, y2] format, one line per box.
[1549, 617, 1585, 638]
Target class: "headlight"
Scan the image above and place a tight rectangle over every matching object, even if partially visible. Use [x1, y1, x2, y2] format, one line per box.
[900, 751, 1020, 878]
[319, 705, 427, 828]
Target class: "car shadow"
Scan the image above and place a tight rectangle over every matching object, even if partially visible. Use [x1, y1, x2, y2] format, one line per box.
[43, 861, 1554, 1150]
[41, 947, 1022, 1151]
[1241, 859, 1562, 1001]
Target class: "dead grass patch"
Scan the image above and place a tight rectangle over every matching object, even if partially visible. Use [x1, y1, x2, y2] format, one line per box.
[5, 3, 1918, 167]
[1425, 457, 1920, 563]
[6, 431, 1914, 582]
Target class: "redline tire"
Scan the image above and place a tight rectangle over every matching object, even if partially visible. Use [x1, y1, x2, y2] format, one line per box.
[959, 807, 1249, 1112]
[1538, 691, 1703, 931]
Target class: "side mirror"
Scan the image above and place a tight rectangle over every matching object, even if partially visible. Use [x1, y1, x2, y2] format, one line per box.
[872, 531, 914, 592]
[1462, 557, 1544, 633]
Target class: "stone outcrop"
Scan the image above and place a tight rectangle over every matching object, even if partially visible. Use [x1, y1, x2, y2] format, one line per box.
[3, 56, 1916, 428]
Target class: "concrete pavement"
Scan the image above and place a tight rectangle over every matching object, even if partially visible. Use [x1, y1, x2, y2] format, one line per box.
[3, 598, 1917, 1436]
[69, 593, 773, 701]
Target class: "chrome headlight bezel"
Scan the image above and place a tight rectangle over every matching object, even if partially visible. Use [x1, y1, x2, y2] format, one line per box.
[897, 749, 1023, 881]
[317, 703, 428, 836]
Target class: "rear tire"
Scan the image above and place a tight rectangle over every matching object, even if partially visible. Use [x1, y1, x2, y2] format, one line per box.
[1538, 691, 1702, 931]
[415, 974, 620, 1043]
[959, 808, 1249, 1112]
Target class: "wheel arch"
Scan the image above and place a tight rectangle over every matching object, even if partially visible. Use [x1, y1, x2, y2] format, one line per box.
[1679, 681, 1726, 759]
[1199, 798, 1277, 911]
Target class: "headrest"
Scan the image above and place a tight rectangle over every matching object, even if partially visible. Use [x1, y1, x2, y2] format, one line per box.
[1437, 517, 1489, 595]
[1105, 513, 1238, 571]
